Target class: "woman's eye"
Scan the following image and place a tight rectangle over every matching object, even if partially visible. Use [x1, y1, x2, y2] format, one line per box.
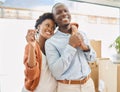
[46, 24, 49, 27]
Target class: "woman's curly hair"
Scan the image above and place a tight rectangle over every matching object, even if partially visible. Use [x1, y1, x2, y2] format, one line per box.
[35, 12, 57, 29]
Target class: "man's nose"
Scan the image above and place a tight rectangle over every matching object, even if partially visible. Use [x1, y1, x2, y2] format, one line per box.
[62, 11, 67, 16]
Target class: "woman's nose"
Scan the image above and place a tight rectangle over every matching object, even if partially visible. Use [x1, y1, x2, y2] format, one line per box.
[48, 27, 53, 32]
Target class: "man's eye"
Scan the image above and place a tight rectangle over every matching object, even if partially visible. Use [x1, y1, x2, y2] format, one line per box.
[56, 11, 61, 15]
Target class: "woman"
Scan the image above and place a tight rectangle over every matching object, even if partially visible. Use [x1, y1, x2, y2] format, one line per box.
[22, 13, 57, 92]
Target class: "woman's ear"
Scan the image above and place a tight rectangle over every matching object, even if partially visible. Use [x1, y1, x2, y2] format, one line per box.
[35, 29, 39, 40]
[37, 25, 40, 30]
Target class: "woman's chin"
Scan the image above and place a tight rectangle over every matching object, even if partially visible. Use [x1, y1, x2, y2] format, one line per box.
[45, 36, 52, 39]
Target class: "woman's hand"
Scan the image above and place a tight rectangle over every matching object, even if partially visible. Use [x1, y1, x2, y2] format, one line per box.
[26, 29, 37, 47]
[26, 29, 37, 67]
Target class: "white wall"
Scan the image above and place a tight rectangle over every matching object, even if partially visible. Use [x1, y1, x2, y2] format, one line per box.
[0, 18, 35, 92]
[71, 2, 120, 58]
[79, 23, 119, 58]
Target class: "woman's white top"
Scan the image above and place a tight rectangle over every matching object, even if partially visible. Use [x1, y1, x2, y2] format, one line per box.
[34, 52, 57, 92]
[23, 52, 57, 92]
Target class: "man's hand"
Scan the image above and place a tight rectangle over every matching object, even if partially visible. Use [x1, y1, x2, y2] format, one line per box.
[70, 24, 90, 51]
[80, 42, 90, 51]
[71, 24, 78, 35]
[69, 33, 81, 48]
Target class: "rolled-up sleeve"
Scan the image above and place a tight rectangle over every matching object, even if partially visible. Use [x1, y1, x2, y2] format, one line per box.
[80, 31, 96, 62]
[23, 44, 40, 80]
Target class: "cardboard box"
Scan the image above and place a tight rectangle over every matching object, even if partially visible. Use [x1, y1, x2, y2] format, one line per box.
[89, 62, 99, 92]
[90, 40, 101, 58]
[98, 59, 120, 92]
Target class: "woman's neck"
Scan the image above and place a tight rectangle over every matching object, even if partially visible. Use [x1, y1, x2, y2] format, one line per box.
[38, 35, 46, 55]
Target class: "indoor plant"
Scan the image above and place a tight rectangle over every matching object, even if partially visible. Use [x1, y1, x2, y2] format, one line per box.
[109, 35, 120, 61]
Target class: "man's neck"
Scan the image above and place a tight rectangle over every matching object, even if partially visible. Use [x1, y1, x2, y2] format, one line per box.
[59, 24, 71, 34]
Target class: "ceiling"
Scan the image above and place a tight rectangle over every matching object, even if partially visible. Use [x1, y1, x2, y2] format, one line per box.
[1, 0, 120, 9]
[73, 0, 120, 8]
[0, 0, 55, 9]
[0, 0, 69, 9]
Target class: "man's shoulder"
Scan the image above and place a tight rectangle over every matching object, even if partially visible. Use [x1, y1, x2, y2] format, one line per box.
[46, 33, 57, 43]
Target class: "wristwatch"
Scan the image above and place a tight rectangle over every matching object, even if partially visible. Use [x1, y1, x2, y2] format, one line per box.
[83, 46, 90, 52]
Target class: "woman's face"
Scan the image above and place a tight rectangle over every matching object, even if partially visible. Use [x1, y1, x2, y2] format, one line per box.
[38, 19, 55, 39]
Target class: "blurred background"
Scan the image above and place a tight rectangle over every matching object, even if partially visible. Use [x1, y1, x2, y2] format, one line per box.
[0, 0, 120, 92]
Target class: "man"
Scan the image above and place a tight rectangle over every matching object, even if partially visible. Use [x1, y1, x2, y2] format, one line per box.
[45, 3, 96, 92]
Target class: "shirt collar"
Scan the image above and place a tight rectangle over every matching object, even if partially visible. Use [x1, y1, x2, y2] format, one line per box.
[57, 30, 71, 36]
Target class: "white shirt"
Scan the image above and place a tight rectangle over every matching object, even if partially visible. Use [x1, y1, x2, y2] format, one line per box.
[34, 52, 57, 92]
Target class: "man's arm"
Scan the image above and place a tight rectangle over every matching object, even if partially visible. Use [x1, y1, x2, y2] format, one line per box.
[80, 31, 96, 62]
[45, 41, 76, 79]
[71, 25, 96, 62]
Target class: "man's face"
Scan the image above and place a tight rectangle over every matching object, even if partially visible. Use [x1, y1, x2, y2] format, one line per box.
[52, 4, 71, 27]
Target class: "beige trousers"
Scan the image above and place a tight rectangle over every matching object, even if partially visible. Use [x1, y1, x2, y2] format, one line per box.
[57, 78, 95, 92]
